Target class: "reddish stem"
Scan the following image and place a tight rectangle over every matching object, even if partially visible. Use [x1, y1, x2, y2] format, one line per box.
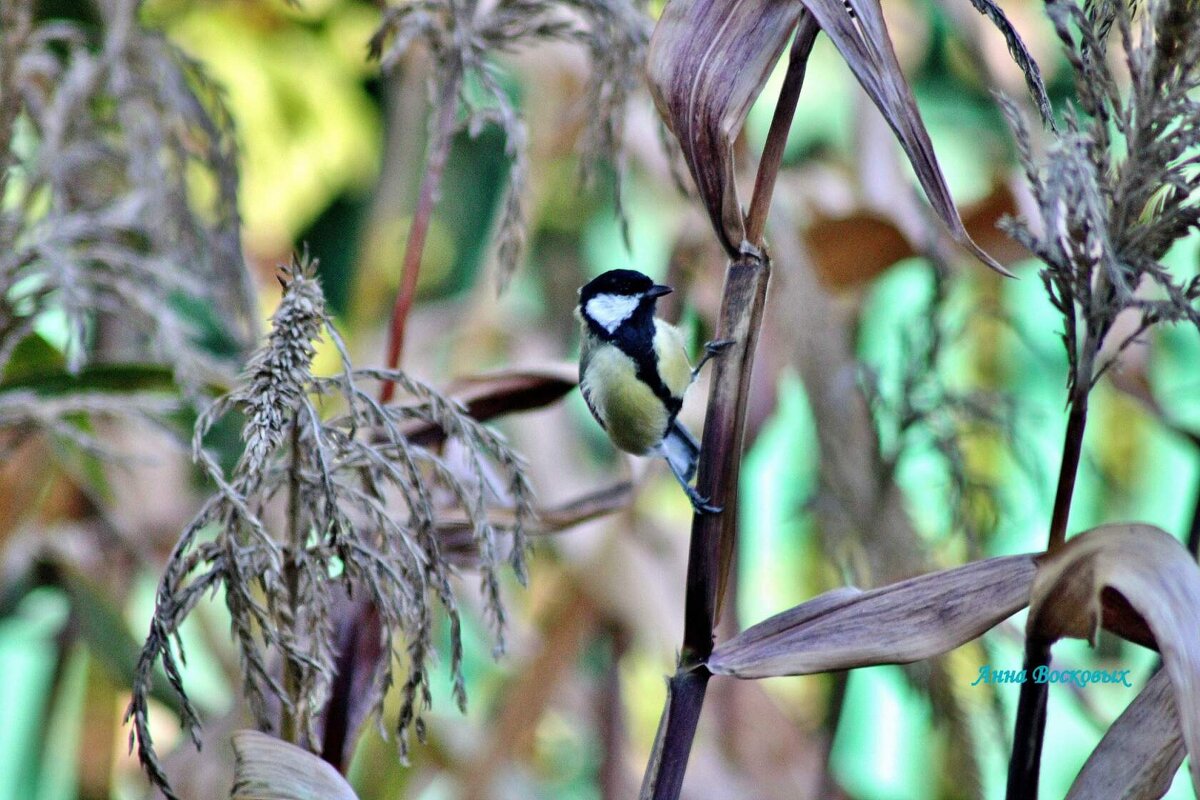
[380, 69, 461, 402]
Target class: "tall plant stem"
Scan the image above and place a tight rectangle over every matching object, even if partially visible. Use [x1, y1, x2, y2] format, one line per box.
[640, 19, 818, 800]
[1047, 401, 1087, 554]
[380, 67, 461, 402]
[282, 418, 304, 744]
[744, 14, 814, 248]
[1006, 398, 1088, 799]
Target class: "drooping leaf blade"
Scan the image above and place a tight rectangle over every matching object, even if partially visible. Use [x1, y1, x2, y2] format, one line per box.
[1065, 669, 1185, 800]
[646, 0, 1010, 273]
[707, 554, 1036, 677]
[1027, 523, 1200, 791]
[801, 0, 1010, 273]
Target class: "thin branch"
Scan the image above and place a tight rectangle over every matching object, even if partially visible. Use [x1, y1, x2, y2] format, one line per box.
[1007, 393, 1088, 796]
[282, 417, 304, 744]
[744, 15, 819, 247]
[380, 66, 462, 401]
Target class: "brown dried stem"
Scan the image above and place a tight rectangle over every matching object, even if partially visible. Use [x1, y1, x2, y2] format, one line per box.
[744, 13, 818, 247]
[282, 417, 304, 744]
[639, 25, 812, 800]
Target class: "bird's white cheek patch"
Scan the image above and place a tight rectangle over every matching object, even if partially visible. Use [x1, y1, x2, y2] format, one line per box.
[585, 293, 639, 333]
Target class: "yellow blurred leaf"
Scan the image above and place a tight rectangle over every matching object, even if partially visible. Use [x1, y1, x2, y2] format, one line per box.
[167, 6, 382, 252]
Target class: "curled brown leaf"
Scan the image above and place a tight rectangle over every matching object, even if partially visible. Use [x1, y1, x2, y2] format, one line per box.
[1028, 523, 1200, 791]
[646, 0, 805, 255]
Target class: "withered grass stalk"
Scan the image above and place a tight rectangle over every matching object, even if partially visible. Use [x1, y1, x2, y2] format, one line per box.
[1003, 0, 1200, 792]
[127, 255, 534, 800]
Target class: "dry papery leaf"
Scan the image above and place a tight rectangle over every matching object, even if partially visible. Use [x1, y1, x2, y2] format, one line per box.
[646, 0, 1010, 273]
[1065, 669, 1185, 800]
[1028, 523, 1200, 792]
[707, 555, 1036, 677]
[230, 730, 359, 800]
[401, 364, 577, 447]
[646, 0, 804, 253]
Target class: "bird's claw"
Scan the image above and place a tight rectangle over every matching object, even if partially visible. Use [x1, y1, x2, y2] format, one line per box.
[692, 338, 736, 380]
[685, 484, 723, 514]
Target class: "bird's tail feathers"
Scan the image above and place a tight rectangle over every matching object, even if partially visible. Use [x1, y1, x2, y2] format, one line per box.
[661, 418, 700, 485]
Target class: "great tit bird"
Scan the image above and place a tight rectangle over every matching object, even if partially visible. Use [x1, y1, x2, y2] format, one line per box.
[576, 269, 731, 513]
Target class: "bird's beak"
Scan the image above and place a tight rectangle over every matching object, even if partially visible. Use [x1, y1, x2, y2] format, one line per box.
[646, 284, 673, 299]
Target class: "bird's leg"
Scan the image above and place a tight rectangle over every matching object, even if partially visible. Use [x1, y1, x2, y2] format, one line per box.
[691, 338, 735, 381]
[664, 451, 722, 514]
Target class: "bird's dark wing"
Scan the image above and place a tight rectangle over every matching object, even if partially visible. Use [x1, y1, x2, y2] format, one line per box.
[579, 379, 606, 431]
[578, 344, 607, 431]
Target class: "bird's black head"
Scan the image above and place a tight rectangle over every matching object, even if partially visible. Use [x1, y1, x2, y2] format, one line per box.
[578, 269, 672, 339]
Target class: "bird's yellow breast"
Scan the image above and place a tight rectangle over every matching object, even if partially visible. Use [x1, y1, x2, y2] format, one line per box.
[580, 342, 669, 455]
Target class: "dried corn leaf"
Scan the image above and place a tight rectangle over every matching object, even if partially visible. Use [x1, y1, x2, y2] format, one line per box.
[317, 598, 383, 772]
[647, 0, 1007, 273]
[1065, 669, 1185, 800]
[445, 364, 578, 418]
[1027, 523, 1200, 791]
[707, 555, 1035, 677]
[439, 481, 632, 537]
[231, 730, 359, 800]
[646, 0, 807, 254]
[401, 364, 576, 446]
